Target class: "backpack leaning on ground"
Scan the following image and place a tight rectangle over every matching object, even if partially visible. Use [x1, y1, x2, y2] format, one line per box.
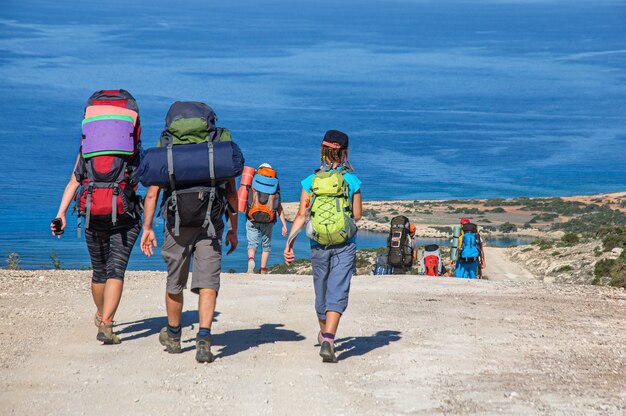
[373, 254, 393, 275]
[247, 167, 280, 223]
[138, 101, 244, 237]
[305, 170, 357, 246]
[74, 89, 143, 235]
[458, 222, 480, 262]
[387, 216, 412, 270]
[422, 244, 441, 276]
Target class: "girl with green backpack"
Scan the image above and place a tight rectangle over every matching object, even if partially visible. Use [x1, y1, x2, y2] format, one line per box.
[283, 130, 362, 363]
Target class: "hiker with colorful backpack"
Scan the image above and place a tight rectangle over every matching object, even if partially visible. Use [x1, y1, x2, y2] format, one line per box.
[409, 223, 418, 264]
[139, 101, 243, 363]
[420, 244, 448, 276]
[51, 89, 143, 344]
[283, 130, 362, 363]
[453, 218, 485, 279]
[387, 216, 414, 274]
[245, 163, 288, 274]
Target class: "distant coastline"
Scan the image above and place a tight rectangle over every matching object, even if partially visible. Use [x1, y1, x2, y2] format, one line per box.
[282, 191, 626, 240]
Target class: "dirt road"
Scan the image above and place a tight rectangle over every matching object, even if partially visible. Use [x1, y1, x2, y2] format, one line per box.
[483, 247, 536, 281]
[1, 270, 624, 415]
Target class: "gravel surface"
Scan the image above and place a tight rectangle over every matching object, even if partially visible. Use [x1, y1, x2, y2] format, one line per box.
[0, 270, 624, 415]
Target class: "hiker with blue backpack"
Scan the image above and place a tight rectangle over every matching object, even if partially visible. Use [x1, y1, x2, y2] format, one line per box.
[139, 102, 243, 363]
[453, 218, 485, 279]
[51, 90, 143, 345]
[283, 130, 362, 363]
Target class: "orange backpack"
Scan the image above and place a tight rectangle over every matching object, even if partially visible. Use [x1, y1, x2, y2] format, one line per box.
[247, 168, 280, 223]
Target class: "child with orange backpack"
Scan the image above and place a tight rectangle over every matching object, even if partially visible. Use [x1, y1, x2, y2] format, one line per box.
[245, 163, 288, 273]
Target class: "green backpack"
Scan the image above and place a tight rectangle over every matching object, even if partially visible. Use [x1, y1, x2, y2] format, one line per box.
[305, 170, 357, 246]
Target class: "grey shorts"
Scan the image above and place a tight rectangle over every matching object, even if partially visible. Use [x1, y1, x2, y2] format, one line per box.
[161, 227, 222, 295]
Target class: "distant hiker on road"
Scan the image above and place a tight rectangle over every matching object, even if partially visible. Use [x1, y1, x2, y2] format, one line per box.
[387, 216, 413, 274]
[420, 244, 447, 276]
[284, 130, 362, 363]
[410, 223, 418, 264]
[51, 90, 143, 345]
[454, 218, 485, 279]
[245, 163, 288, 273]
[140, 102, 242, 363]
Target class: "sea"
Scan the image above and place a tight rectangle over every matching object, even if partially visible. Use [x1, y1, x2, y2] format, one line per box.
[1, 0, 625, 271]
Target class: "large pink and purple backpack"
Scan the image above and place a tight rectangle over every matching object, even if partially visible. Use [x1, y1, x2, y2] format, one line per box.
[74, 90, 142, 232]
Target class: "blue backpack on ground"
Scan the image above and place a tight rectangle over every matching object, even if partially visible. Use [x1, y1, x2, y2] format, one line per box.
[459, 223, 480, 261]
[373, 255, 393, 275]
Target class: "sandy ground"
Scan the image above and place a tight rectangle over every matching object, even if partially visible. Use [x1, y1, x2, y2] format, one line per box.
[483, 247, 536, 282]
[1, 268, 624, 416]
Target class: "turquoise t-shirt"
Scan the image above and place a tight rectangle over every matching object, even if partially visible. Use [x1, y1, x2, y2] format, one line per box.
[301, 168, 362, 246]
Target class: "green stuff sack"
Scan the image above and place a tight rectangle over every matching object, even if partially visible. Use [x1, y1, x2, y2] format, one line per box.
[305, 171, 357, 246]
[158, 101, 232, 147]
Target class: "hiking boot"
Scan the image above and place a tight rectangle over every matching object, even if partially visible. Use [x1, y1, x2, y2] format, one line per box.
[94, 312, 102, 328]
[319, 340, 338, 363]
[97, 322, 121, 345]
[247, 258, 255, 274]
[159, 326, 182, 354]
[195, 333, 213, 363]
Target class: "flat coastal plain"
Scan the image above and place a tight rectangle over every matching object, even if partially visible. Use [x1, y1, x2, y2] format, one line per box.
[1, 270, 624, 415]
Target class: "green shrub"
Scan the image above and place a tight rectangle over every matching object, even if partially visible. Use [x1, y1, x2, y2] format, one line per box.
[498, 222, 517, 233]
[596, 226, 626, 251]
[559, 233, 580, 247]
[594, 252, 626, 288]
[521, 247, 533, 253]
[552, 208, 626, 234]
[5, 252, 21, 270]
[454, 207, 483, 214]
[554, 265, 573, 273]
[551, 251, 561, 257]
[50, 250, 63, 270]
[488, 207, 506, 213]
[532, 239, 554, 250]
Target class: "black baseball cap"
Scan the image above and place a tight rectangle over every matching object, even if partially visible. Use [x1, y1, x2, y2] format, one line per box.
[322, 130, 349, 149]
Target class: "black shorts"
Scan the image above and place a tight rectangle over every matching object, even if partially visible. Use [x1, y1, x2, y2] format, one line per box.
[85, 221, 141, 283]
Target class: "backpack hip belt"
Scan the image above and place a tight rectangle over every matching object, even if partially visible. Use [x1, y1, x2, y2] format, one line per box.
[459, 256, 480, 263]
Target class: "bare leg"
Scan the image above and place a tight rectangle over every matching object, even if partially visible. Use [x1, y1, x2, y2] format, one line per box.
[198, 288, 217, 328]
[91, 282, 105, 315]
[101, 279, 123, 322]
[318, 318, 326, 333]
[166, 292, 184, 327]
[324, 311, 341, 335]
[261, 251, 270, 269]
[247, 248, 256, 261]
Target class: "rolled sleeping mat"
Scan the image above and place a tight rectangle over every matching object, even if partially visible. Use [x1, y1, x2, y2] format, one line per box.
[138, 141, 244, 187]
[238, 166, 255, 212]
[237, 185, 249, 213]
[240, 166, 255, 187]
[450, 225, 461, 261]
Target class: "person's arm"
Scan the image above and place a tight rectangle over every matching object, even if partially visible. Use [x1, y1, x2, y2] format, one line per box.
[140, 186, 161, 256]
[478, 232, 486, 268]
[352, 190, 362, 221]
[224, 178, 239, 255]
[51, 155, 81, 238]
[283, 189, 310, 264]
[277, 204, 288, 237]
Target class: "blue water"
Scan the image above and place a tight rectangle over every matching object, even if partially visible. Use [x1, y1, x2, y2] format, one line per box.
[1, 0, 625, 270]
